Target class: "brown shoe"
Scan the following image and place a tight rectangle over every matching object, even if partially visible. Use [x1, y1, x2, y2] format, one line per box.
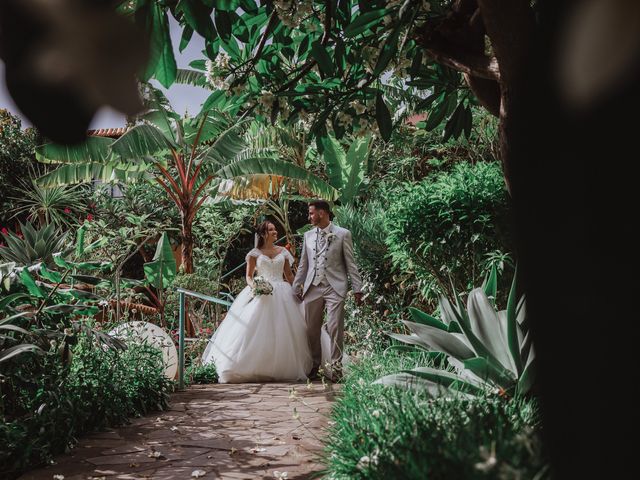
[308, 366, 320, 381]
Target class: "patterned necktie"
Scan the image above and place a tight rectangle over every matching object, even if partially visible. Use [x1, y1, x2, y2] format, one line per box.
[317, 228, 327, 252]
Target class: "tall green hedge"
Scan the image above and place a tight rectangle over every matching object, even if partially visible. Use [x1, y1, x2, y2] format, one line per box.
[385, 161, 512, 301]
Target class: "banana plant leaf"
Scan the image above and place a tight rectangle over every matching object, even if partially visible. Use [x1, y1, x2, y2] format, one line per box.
[215, 157, 339, 200]
[35, 136, 115, 164]
[143, 232, 176, 289]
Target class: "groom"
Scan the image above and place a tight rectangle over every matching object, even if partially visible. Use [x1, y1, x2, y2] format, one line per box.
[293, 200, 362, 381]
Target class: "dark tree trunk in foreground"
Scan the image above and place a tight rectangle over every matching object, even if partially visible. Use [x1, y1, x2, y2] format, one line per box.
[507, 3, 637, 479]
[419, 0, 638, 476]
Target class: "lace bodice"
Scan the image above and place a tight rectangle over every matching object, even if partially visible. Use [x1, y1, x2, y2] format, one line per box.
[245, 248, 294, 283]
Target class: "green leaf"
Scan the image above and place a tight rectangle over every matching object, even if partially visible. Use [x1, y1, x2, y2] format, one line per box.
[463, 106, 473, 138]
[463, 357, 515, 388]
[408, 307, 449, 331]
[138, 4, 164, 83]
[111, 124, 175, 160]
[53, 254, 72, 270]
[175, 68, 208, 87]
[0, 344, 42, 363]
[311, 41, 334, 78]
[179, 24, 194, 52]
[178, 0, 216, 39]
[156, 9, 177, 88]
[189, 59, 207, 70]
[20, 270, 44, 298]
[36, 137, 114, 165]
[341, 134, 371, 204]
[143, 232, 177, 289]
[0, 293, 30, 311]
[373, 25, 401, 76]
[215, 10, 233, 42]
[375, 93, 393, 141]
[214, 0, 241, 11]
[39, 265, 62, 284]
[423, 95, 449, 131]
[201, 91, 227, 113]
[239, 0, 258, 13]
[483, 264, 498, 304]
[516, 361, 535, 396]
[322, 135, 346, 191]
[344, 9, 386, 37]
[75, 224, 86, 257]
[401, 320, 475, 359]
[37, 163, 149, 188]
[507, 267, 523, 374]
[443, 101, 466, 142]
[406, 367, 484, 394]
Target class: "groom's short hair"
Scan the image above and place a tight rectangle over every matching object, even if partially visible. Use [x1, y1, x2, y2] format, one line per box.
[309, 200, 333, 217]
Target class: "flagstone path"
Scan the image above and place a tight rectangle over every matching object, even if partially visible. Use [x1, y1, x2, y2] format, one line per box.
[20, 382, 339, 480]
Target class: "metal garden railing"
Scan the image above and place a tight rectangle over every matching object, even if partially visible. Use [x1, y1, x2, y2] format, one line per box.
[176, 287, 232, 390]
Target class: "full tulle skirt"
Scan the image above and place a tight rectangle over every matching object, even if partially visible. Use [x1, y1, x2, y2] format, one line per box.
[202, 281, 313, 383]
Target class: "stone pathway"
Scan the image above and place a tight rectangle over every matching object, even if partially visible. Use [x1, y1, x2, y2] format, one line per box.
[20, 382, 339, 480]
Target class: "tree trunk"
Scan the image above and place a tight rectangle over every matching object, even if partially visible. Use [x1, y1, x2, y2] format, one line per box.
[180, 209, 195, 336]
[180, 210, 194, 274]
[479, 1, 639, 476]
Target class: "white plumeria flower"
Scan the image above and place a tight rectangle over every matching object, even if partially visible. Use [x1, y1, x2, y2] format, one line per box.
[273, 471, 288, 479]
[215, 52, 230, 70]
[191, 470, 207, 478]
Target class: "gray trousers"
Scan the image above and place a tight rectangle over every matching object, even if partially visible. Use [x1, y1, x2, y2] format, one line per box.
[304, 281, 345, 370]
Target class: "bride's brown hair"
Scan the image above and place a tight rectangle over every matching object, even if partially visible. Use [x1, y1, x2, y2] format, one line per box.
[256, 221, 275, 249]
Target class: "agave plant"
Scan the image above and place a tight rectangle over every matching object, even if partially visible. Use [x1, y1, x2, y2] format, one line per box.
[0, 221, 69, 267]
[10, 180, 87, 228]
[376, 267, 535, 397]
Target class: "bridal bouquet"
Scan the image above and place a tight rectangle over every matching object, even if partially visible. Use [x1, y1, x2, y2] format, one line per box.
[252, 276, 273, 297]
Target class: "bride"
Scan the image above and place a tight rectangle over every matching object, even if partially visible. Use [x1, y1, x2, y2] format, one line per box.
[201, 221, 313, 383]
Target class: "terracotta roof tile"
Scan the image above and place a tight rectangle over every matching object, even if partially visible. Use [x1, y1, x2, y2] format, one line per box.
[87, 127, 128, 138]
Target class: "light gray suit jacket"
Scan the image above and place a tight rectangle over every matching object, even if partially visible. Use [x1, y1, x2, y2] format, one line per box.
[293, 224, 362, 298]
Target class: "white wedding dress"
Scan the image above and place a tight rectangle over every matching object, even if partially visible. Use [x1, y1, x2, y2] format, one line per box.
[202, 247, 314, 383]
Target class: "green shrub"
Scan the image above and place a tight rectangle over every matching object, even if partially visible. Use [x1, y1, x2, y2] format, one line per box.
[324, 351, 548, 480]
[0, 333, 173, 478]
[185, 362, 218, 385]
[335, 201, 390, 282]
[193, 203, 253, 280]
[0, 109, 38, 225]
[385, 161, 512, 303]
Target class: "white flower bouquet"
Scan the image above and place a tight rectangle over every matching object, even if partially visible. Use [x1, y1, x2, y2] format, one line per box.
[252, 276, 273, 297]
